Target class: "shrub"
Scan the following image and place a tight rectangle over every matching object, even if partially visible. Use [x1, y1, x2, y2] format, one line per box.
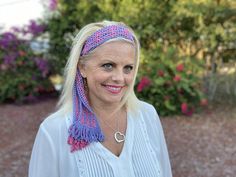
[0, 22, 54, 103]
[136, 46, 207, 116]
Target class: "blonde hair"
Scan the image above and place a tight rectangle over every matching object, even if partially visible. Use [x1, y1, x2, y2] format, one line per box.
[56, 20, 140, 115]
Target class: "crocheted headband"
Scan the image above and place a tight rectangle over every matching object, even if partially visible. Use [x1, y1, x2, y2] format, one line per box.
[80, 24, 134, 56]
[68, 24, 135, 152]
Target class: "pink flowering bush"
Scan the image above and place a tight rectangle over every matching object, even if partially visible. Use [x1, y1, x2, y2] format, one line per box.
[137, 76, 151, 92]
[136, 47, 207, 116]
[0, 21, 54, 103]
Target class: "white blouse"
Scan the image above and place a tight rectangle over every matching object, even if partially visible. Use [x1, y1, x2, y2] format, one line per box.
[28, 101, 172, 177]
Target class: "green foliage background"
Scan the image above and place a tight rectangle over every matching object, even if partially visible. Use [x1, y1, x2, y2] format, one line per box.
[45, 0, 236, 72]
[43, 0, 236, 115]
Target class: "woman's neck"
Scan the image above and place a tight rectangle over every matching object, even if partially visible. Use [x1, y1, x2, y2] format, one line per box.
[91, 102, 126, 121]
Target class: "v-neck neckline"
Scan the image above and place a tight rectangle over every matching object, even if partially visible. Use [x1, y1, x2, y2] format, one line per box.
[91, 110, 134, 161]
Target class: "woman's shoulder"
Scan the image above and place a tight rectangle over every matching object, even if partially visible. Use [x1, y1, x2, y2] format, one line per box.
[136, 100, 161, 128]
[137, 100, 157, 115]
[39, 110, 71, 136]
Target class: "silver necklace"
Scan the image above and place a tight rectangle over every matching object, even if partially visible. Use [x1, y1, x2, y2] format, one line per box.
[100, 113, 125, 143]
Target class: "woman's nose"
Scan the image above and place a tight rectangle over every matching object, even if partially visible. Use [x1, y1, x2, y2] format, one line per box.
[111, 69, 124, 82]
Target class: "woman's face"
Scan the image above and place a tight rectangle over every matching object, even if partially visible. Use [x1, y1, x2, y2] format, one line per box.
[79, 40, 136, 107]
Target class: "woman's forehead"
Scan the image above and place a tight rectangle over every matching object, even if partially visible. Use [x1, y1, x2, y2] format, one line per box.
[91, 41, 135, 57]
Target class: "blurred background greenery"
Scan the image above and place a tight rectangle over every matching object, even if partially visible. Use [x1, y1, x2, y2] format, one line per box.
[0, 0, 235, 116]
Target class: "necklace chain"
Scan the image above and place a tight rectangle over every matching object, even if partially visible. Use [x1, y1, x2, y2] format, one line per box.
[98, 112, 126, 143]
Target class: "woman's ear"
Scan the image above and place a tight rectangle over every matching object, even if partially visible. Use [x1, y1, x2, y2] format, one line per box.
[77, 62, 87, 78]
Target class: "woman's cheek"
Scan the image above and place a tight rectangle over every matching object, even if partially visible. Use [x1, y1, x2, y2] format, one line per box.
[126, 74, 135, 84]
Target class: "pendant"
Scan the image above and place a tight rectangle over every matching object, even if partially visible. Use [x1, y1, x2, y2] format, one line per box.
[114, 131, 125, 143]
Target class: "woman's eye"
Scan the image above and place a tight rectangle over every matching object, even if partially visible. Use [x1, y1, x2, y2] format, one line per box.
[124, 65, 133, 74]
[102, 63, 113, 71]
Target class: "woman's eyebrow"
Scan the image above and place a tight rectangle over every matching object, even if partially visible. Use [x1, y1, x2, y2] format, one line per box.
[100, 59, 116, 64]
[101, 59, 114, 62]
[100, 60, 135, 66]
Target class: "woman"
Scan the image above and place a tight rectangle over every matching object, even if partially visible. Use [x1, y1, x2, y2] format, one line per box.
[29, 20, 172, 177]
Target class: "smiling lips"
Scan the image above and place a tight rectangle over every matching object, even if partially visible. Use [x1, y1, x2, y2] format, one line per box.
[102, 84, 124, 94]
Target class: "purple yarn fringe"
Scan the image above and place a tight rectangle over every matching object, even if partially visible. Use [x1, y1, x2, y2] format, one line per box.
[68, 71, 104, 152]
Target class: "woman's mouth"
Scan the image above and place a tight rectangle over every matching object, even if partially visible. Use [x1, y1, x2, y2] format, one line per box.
[102, 84, 124, 94]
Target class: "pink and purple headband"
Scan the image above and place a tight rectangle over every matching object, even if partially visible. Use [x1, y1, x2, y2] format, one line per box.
[80, 24, 134, 56]
[68, 24, 135, 152]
